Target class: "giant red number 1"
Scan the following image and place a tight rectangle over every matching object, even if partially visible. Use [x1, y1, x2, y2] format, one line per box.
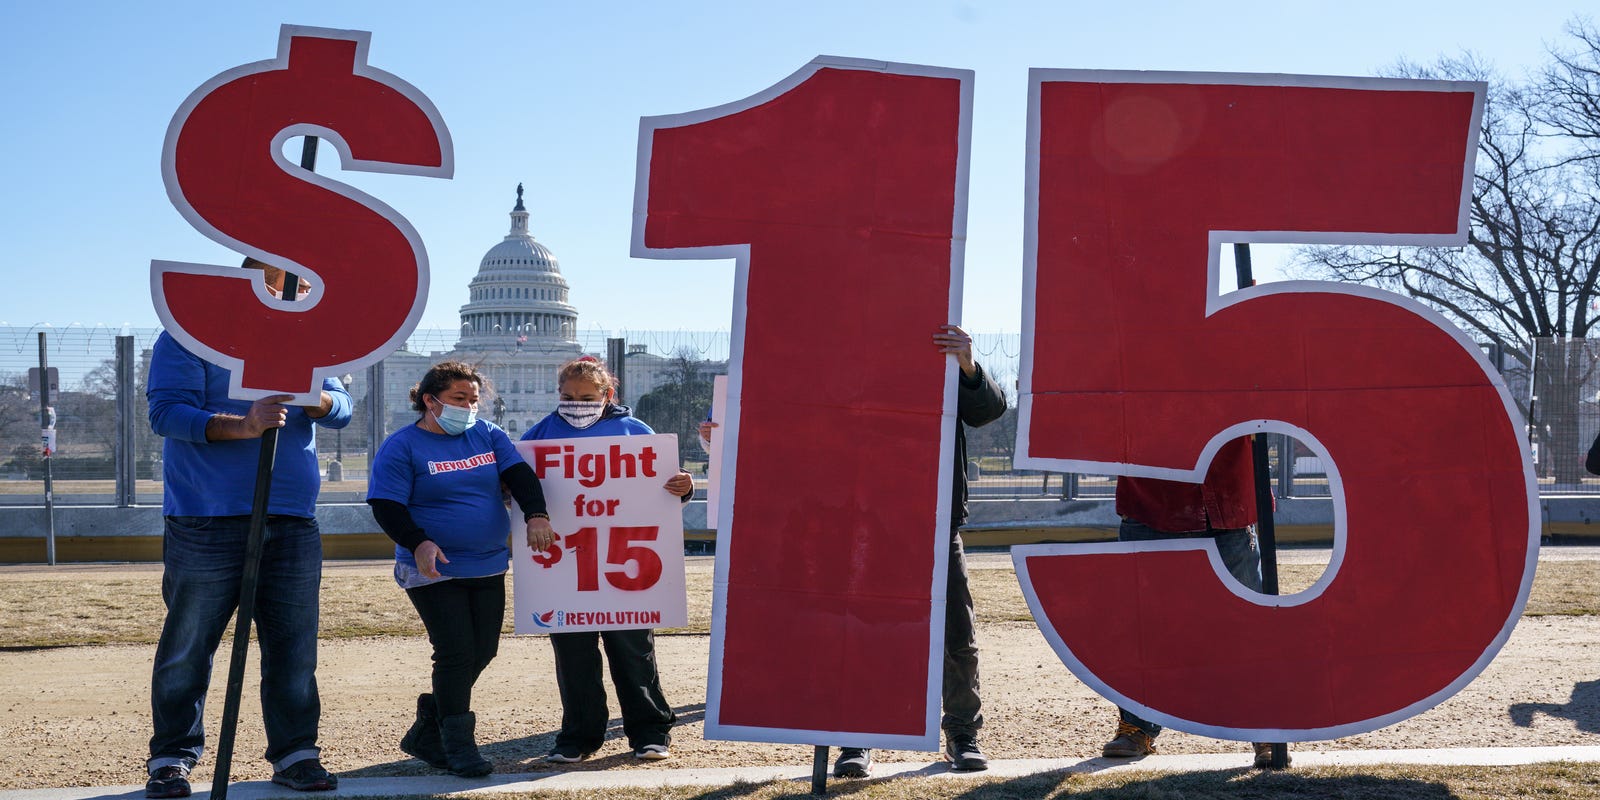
[635, 58, 972, 748]
[1012, 72, 1536, 739]
[151, 25, 452, 401]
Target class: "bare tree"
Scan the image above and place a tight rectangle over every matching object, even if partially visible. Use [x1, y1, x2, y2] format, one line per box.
[1294, 29, 1600, 485]
[0, 373, 35, 460]
[633, 348, 715, 458]
[1535, 19, 1600, 163]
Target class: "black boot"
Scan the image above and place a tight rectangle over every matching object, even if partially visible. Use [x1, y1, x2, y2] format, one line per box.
[438, 712, 493, 777]
[400, 693, 449, 770]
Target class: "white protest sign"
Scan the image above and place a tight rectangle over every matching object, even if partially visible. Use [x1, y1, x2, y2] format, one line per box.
[511, 433, 687, 634]
[707, 375, 728, 530]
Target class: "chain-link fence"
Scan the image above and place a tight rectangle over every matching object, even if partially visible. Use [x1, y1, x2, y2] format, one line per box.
[0, 325, 1558, 506]
[1519, 337, 1600, 495]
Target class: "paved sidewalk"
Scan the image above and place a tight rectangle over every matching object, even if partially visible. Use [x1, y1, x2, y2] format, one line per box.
[7, 746, 1599, 800]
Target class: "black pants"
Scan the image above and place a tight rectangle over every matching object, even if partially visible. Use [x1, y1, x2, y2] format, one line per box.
[943, 533, 982, 735]
[549, 628, 675, 751]
[406, 575, 505, 717]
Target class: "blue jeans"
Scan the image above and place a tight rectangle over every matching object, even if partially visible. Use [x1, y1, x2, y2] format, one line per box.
[148, 515, 323, 773]
[1115, 518, 1261, 740]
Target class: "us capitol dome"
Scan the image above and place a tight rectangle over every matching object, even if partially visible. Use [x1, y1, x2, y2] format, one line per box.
[380, 184, 584, 437]
[455, 183, 579, 347]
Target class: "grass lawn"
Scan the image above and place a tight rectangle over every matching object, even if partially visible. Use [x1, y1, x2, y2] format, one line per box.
[2, 559, 1593, 649]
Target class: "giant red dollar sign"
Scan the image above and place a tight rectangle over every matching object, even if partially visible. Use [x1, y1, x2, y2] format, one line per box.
[151, 25, 452, 401]
[1012, 72, 1537, 739]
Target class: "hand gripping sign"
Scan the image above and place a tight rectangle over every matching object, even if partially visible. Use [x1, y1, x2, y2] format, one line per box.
[150, 25, 452, 402]
[634, 57, 972, 749]
[511, 435, 688, 634]
[1011, 72, 1537, 740]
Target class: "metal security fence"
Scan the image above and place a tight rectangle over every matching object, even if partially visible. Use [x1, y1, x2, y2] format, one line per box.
[1523, 337, 1600, 494]
[0, 326, 163, 506]
[0, 325, 750, 507]
[0, 325, 1565, 506]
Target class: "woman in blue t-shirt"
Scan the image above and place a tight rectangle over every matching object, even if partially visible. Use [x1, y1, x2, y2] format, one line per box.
[522, 356, 693, 763]
[367, 361, 554, 777]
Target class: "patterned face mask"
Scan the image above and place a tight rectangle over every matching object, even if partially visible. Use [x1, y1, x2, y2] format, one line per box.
[557, 400, 606, 429]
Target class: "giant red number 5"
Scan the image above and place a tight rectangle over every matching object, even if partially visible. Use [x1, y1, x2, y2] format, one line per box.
[635, 57, 972, 748]
[1012, 72, 1537, 739]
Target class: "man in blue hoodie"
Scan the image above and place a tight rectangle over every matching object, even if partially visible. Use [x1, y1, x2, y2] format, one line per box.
[143, 260, 352, 798]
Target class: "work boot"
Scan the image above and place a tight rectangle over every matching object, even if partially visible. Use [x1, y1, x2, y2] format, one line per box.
[270, 759, 337, 791]
[832, 748, 871, 778]
[1102, 720, 1157, 757]
[400, 693, 449, 770]
[438, 712, 493, 777]
[1253, 742, 1292, 768]
[945, 732, 989, 771]
[145, 764, 191, 799]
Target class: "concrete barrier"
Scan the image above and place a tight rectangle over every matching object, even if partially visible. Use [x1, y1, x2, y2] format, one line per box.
[0, 495, 1593, 563]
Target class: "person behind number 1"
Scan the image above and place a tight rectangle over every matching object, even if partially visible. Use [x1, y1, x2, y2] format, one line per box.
[521, 356, 693, 762]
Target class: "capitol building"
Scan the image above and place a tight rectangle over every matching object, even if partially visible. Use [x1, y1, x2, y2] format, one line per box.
[376, 186, 715, 436]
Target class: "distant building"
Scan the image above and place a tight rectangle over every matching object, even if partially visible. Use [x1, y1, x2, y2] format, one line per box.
[378, 185, 724, 437]
[380, 184, 583, 436]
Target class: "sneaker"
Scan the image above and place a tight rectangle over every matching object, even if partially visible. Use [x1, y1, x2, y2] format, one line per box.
[145, 765, 191, 799]
[1253, 742, 1292, 768]
[944, 733, 989, 771]
[270, 759, 338, 792]
[832, 748, 872, 778]
[1102, 721, 1157, 758]
[544, 746, 593, 763]
[634, 744, 671, 761]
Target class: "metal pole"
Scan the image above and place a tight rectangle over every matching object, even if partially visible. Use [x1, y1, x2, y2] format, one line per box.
[115, 336, 137, 507]
[606, 337, 627, 403]
[1232, 242, 1288, 769]
[811, 745, 828, 795]
[211, 134, 317, 800]
[367, 360, 387, 462]
[1276, 433, 1294, 499]
[38, 332, 55, 565]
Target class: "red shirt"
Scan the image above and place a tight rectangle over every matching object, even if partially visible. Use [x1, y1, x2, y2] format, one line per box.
[1115, 437, 1258, 532]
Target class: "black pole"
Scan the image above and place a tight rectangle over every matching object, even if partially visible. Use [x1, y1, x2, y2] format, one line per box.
[1232, 243, 1289, 770]
[811, 746, 828, 795]
[210, 135, 317, 800]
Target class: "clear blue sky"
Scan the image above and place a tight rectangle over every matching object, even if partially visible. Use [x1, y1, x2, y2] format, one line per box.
[1, 1, 1590, 335]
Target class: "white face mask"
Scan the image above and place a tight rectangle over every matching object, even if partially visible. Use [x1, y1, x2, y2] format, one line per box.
[557, 400, 606, 429]
[431, 396, 478, 435]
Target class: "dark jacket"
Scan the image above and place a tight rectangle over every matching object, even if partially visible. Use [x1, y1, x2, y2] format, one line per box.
[952, 362, 1008, 525]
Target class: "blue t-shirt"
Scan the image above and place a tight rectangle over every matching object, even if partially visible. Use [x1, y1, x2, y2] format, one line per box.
[368, 420, 524, 578]
[146, 332, 353, 517]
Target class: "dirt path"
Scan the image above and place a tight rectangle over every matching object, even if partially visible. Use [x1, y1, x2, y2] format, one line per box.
[3, 602, 1597, 789]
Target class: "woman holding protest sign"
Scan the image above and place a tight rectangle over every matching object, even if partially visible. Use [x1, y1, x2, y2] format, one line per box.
[522, 356, 693, 763]
[367, 361, 555, 777]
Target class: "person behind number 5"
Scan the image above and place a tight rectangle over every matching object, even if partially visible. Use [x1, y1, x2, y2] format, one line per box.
[521, 356, 693, 763]
[366, 362, 555, 777]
